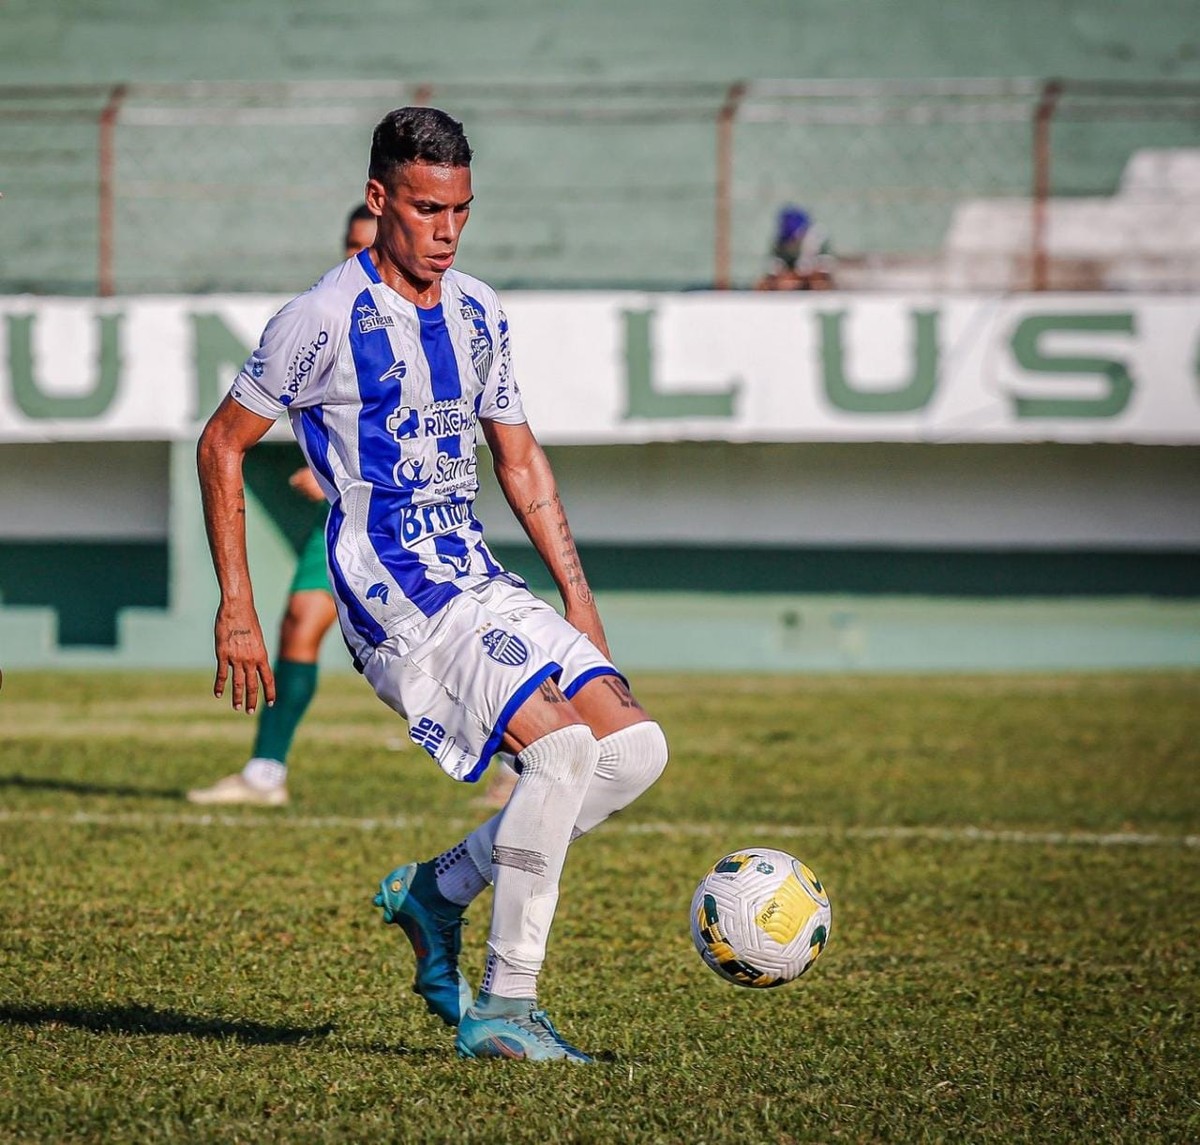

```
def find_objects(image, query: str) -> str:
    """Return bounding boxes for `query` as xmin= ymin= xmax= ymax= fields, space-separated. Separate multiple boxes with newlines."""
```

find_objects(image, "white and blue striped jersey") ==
xmin=230 ymin=249 xmax=527 ymax=668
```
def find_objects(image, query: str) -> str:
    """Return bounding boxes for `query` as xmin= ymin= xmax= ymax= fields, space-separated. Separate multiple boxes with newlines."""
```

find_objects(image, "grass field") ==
xmin=1 ymin=668 xmax=1198 ymax=1143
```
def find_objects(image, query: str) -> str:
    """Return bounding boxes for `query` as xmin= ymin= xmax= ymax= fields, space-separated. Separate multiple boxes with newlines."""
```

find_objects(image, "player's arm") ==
xmin=196 ymin=394 xmax=278 ymax=713
xmin=482 ymin=417 xmax=610 ymax=659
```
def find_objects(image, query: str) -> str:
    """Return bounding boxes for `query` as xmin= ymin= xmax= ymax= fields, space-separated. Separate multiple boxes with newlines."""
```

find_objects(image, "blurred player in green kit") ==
xmin=187 ymin=206 xmax=371 ymax=806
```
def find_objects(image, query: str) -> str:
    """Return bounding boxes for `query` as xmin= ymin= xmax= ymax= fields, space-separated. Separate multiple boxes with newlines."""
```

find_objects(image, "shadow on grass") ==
xmin=358 ymin=1041 xmax=455 ymax=1059
xmin=0 ymin=1003 xmax=333 ymax=1045
xmin=0 ymin=774 xmax=184 ymax=799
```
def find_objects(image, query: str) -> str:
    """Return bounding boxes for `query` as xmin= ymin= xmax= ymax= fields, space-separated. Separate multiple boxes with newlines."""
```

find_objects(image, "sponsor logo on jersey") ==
xmin=366 ymin=581 xmax=390 ymax=605
xmin=490 ymin=312 xmax=516 ymax=410
xmin=423 ymin=399 xmax=477 ymax=437
xmin=390 ymin=451 xmax=478 ymax=495
xmin=387 ymin=405 xmax=420 ymax=441
xmin=410 ymin=715 xmax=447 ymax=755
xmin=399 ymin=501 xmax=472 ymax=547
xmin=432 ymin=453 xmax=477 ymax=489
xmin=381 ymin=357 xmax=407 ymax=383
xmin=481 ymin=629 xmax=529 ymax=667
xmin=356 ymin=304 xmax=395 ymax=333
xmin=392 ymin=457 xmax=432 ymax=492
xmin=387 ymin=399 xmax=478 ymax=441
xmin=282 ymin=330 xmax=330 ymax=398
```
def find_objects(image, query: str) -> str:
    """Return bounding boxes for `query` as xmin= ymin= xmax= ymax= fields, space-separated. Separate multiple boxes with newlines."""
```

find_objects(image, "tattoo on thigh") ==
xmin=603 ymin=677 xmax=642 ymax=710
xmin=538 ymin=680 xmax=566 ymax=704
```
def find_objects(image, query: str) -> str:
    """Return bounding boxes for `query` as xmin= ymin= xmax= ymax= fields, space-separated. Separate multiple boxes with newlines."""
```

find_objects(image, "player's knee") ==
xmin=517 ymin=723 xmax=600 ymax=787
xmin=597 ymin=720 xmax=668 ymax=794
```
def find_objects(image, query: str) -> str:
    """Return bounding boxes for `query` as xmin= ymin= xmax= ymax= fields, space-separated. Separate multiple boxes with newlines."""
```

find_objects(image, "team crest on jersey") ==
xmin=458 ymin=290 xmax=494 ymax=384
xmin=481 ymin=629 xmax=529 ymax=667
xmin=356 ymin=304 xmax=395 ymax=333
xmin=470 ymin=334 xmax=493 ymax=384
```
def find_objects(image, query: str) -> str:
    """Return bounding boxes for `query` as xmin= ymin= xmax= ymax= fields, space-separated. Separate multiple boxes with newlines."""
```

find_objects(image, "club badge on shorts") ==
xmin=481 ymin=628 xmax=529 ymax=667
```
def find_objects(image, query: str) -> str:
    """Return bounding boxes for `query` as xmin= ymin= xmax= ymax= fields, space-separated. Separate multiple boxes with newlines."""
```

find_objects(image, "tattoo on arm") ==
xmin=523 ymin=495 xmax=558 ymax=516
xmin=555 ymin=518 xmax=593 ymax=606
xmin=524 ymin=491 xmax=593 ymax=606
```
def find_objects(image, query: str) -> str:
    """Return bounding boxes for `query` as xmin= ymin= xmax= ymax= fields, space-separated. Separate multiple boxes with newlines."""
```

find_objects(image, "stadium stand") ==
xmin=1 ymin=2 xmax=1199 ymax=670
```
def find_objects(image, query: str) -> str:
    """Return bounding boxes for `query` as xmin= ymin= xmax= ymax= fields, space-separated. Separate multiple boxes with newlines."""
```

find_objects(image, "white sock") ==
xmin=571 ymin=721 xmax=668 ymax=837
xmin=432 ymin=840 xmax=489 ymax=907
xmin=482 ymin=724 xmax=599 ymax=1001
xmin=461 ymin=721 xmax=670 ymax=892
xmin=241 ymin=757 xmax=287 ymax=790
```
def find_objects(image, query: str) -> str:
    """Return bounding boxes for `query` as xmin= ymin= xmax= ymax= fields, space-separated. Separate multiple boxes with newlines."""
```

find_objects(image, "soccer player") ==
xmin=188 ymin=205 xmax=378 ymax=806
xmin=196 ymin=107 xmax=669 ymax=1062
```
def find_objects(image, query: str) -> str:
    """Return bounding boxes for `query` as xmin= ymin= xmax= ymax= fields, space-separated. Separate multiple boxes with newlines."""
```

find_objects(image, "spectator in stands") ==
xmin=755 ymin=204 xmax=835 ymax=291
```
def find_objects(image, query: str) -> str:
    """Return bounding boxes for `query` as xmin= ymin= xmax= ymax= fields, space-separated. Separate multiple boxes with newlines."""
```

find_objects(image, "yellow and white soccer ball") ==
xmin=690 ymin=848 xmax=831 ymax=987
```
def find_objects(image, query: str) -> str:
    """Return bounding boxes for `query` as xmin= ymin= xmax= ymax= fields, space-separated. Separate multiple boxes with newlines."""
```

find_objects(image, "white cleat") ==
xmin=186 ymin=772 xmax=289 ymax=807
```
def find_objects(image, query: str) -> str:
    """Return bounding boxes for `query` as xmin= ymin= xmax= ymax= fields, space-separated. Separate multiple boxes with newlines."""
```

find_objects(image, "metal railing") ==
xmin=2 ymin=78 xmax=1198 ymax=294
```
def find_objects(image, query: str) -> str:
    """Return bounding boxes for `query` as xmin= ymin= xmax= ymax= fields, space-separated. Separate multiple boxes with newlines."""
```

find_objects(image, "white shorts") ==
xmin=362 ymin=578 xmax=622 ymax=783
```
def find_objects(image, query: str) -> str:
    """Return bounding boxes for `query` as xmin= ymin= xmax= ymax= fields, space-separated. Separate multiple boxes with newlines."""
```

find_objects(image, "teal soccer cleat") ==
xmin=373 ymin=862 xmax=473 ymax=1027
xmin=456 ymin=994 xmax=594 ymax=1063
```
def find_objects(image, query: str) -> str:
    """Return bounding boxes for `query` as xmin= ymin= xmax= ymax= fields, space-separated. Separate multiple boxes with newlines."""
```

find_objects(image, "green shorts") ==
xmin=289 ymin=508 xmax=333 ymax=596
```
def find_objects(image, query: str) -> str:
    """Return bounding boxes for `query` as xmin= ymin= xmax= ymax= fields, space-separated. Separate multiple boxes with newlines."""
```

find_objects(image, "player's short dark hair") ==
xmin=344 ymin=202 xmax=373 ymax=244
xmin=369 ymin=107 xmax=472 ymax=187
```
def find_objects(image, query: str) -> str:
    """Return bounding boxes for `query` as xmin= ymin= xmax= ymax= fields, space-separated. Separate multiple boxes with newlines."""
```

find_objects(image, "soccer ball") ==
xmin=690 ymin=848 xmax=831 ymax=988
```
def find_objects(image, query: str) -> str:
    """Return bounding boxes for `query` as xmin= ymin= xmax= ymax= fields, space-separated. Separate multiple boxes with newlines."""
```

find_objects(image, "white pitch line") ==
xmin=0 ymin=808 xmax=1196 ymax=849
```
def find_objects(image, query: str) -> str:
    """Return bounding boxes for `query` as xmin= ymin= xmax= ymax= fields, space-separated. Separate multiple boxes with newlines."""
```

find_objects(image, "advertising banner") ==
xmin=1 ymin=292 xmax=1198 ymax=443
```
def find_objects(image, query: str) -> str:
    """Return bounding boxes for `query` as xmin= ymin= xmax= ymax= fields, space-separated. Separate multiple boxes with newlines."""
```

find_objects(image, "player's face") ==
xmin=367 ymin=162 xmax=473 ymax=294
xmin=344 ymin=216 xmax=377 ymax=259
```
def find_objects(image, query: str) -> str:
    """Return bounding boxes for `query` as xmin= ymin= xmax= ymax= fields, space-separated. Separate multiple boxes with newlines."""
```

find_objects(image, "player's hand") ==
xmin=288 ymin=467 xmax=325 ymax=502
xmin=213 ymin=602 xmax=275 ymax=714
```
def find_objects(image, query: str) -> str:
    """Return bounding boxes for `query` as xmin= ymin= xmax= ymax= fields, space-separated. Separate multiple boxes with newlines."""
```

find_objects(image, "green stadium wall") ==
xmin=2 ymin=437 xmax=1198 ymax=673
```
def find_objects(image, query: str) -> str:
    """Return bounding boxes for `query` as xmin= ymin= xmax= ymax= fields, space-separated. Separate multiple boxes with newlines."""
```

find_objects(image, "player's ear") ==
xmin=364 ymin=179 xmax=387 ymax=216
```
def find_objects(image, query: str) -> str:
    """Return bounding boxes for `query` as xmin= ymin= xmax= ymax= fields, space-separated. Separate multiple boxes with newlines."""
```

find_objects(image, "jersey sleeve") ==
xmin=228 ymin=293 xmax=338 ymax=419
xmin=478 ymin=306 xmax=526 ymax=425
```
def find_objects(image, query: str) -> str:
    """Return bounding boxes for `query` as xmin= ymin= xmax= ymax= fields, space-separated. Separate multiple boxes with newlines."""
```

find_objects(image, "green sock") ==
xmin=252 ymin=659 xmax=319 ymax=766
